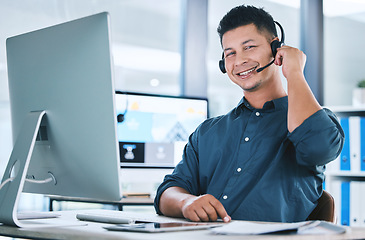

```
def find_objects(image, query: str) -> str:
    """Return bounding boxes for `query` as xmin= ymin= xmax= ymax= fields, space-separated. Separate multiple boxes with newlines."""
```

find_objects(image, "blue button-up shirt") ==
xmin=154 ymin=96 xmax=344 ymax=222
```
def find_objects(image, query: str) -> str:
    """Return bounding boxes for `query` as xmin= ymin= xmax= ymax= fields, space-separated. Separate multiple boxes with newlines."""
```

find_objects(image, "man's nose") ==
xmin=234 ymin=51 xmax=248 ymax=67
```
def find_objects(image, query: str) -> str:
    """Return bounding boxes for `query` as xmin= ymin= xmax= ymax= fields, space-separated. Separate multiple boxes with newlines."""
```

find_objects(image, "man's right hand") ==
xmin=159 ymin=187 xmax=231 ymax=223
xmin=181 ymin=194 xmax=231 ymax=222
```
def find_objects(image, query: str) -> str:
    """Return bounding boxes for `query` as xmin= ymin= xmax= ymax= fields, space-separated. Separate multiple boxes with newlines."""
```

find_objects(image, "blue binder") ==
xmin=340 ymin=118 xmax=350 ymax=171
xmin=361 ymin=117 xmax=365 ymax=171
xmin=341 ymin=181 xmax=350 ymax=226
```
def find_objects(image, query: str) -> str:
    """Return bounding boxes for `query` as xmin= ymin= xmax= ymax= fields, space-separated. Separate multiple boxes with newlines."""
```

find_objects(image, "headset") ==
xmin=219 ymin=21 xmax=285 ymax=74
xmin=117 ymin=94 xmax=129 ymax=123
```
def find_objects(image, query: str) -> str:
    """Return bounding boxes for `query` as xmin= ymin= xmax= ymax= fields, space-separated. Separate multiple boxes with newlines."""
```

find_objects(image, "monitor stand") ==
xmin=0 ymin=111 xmax=84 ymax=228
xmin=0 ymin=111 xmax=46 ymax=227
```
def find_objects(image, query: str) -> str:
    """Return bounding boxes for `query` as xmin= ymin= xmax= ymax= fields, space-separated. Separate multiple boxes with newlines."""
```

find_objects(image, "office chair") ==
xmin=307 ymin=190 xmax=336 ymax=223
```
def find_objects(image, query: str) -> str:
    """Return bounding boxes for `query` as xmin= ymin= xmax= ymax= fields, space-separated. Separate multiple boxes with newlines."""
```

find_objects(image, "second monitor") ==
xmin=115 ymin=91 xmax=208 ymax=168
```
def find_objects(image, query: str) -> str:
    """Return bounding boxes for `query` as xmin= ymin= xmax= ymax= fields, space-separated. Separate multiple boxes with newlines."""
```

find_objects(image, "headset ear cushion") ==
xmin=270 ymin=40 xmax=282 ymax=57
xmin=219 ymin=59 xmax=226 ymax=73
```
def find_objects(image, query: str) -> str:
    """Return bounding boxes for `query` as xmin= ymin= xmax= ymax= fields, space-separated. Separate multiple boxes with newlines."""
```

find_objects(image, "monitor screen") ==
xmin=1 ymin=12 xmax=121 ymax=226
xmin=115 ymin=92 xmax=208 ymax=168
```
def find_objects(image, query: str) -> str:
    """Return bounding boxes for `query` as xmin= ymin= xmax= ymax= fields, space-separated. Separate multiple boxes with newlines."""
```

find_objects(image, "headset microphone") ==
xmin=117 ymin=93 xmax=129 ymax=123
xmin=219 ymin=21 xmax=285 ymax=74
xmin=256 ymin=59 xmax=275 ymax=73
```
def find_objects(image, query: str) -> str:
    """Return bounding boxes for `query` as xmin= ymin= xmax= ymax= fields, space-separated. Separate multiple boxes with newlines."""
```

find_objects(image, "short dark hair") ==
xmin=217 ymin=5 xmax=277 ymax=45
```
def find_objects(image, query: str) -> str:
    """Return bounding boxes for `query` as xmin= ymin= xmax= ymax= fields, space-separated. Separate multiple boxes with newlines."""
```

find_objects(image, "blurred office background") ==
xmin=0 ymin=0 xmax=365 ymax=211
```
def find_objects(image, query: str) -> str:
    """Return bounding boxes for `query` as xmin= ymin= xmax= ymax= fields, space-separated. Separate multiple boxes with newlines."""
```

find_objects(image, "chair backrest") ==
xmin=307 ymin=190 xmax=336 ymax=223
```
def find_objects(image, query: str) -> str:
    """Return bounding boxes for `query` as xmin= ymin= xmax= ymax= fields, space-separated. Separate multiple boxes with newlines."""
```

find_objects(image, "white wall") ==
xmin=324 ymin=16 xmax=365 ymax=106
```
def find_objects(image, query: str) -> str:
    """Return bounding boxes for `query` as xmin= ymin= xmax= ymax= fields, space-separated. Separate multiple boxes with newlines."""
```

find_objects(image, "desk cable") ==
xmin=0 ymin=172 xmax=56 ymax=191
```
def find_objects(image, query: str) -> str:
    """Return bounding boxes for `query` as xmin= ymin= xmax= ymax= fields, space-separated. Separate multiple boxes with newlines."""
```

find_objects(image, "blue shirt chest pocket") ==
xmin=244 ymin=136 xmax=289 ymax=177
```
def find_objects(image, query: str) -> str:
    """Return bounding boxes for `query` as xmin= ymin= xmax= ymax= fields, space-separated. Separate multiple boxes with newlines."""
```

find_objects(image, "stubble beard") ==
xmin=241 ymin=79 xmax=262 ymax=92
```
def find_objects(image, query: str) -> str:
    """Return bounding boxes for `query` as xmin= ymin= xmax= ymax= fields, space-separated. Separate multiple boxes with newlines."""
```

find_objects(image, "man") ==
xmin=154 ymin=5 xmax=344 ymax=223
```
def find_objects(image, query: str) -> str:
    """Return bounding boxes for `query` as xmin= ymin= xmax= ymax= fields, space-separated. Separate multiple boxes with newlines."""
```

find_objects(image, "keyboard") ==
xmin=76 ymin=209 xmax=185 ymax=224
xmin=18 ymin=211 xmax=60 ymax=220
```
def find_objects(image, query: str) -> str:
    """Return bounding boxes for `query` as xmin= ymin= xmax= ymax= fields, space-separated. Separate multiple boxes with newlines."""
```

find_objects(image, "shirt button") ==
xmin=244 ymin=137 xmax=250 ymax=142
xmin=223 ymin=195 xmax=228 ymax=200
xmin=237 ymin=168 xmax=242 ymax=172
xmin=256 ymin=112 xmax=260 ymax=117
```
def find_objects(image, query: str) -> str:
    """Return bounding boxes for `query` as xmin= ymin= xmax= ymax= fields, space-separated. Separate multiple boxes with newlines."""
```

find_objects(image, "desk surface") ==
xmin=0 ymin=209 xmax=364 ymax=240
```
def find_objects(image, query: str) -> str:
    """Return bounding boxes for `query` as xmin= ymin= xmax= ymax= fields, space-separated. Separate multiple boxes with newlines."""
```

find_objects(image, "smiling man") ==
xmin=154 ymin=5 xmax=344 ymax=223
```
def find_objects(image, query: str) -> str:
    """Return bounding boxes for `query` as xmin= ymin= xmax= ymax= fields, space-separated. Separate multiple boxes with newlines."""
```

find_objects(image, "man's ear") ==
xmin=270 ymin=37 xmax=283 ymax=57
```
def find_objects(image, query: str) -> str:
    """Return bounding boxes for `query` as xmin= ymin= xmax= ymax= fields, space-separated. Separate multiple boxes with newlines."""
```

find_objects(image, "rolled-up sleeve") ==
xmin=288 ymin=108 xmax=345 ymax=167
xmin=154 ymin=129 xmax=201 ymax=215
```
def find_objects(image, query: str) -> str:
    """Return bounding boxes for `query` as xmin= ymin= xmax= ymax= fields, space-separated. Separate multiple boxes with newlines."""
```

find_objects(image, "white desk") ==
xmin=0 ymin=209 xmax=364 ymax=240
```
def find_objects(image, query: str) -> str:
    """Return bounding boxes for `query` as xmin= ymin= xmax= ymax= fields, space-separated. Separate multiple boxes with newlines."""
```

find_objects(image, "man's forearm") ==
xmin=159 ymin=186 xmax=193 ymax=218
xmin=274 ymin=46 xmax=322 ymax=133
xmin=287 ymin=72 xmax=321 ymax=133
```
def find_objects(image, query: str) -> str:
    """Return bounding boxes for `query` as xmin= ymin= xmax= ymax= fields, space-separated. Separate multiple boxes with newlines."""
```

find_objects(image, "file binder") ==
xmin=349 ymin=117 xmax=361 ymax=172
xmin=341 ymin=181 xmax=350 ymax=226
xmin=330 ymin=181 xmax=342 ymax=224
xmin=340 ymin=118 xmax=350 ymax=171
xmin=361 ymin=117 xmax=365 ymax=171
xmin=350 ymin=182 xmax=361 ymax=226
xmin=360 ymin=182 xmax=365 ymax=226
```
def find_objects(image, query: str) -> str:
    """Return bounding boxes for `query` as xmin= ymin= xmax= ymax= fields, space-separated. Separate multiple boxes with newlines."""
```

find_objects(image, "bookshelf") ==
xmin=325 ymin=105 xmax=365 ymax=226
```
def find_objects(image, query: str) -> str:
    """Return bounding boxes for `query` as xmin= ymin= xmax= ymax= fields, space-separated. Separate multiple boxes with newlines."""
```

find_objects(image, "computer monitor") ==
xmin=0 ymin=12 xmax=121 ymax=227
xmin=115 ymin=91 xmax=208 ymax=168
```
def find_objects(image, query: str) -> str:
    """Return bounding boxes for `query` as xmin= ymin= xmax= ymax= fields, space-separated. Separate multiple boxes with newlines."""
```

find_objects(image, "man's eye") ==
xmin=225 ymin=52 xmax=235 ymax=58
xmin=245 ymin=46 xmax=256 ymax=50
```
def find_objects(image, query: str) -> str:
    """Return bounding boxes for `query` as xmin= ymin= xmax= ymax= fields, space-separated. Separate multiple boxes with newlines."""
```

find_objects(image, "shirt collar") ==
xmin=237 ymin=96 xmax=288 ymax=111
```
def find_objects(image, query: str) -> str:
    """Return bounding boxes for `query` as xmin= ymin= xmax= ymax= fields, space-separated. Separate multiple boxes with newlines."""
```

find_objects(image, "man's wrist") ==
xmin=286 ymin=71 xmax=305 ymax=83
xmin=180 ymin=194 xmax=196 ymax=211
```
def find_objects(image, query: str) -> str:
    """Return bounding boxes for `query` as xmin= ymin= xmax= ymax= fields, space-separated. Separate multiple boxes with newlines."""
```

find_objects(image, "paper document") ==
xmin=211 ymin=220 xmax=347 ymax=235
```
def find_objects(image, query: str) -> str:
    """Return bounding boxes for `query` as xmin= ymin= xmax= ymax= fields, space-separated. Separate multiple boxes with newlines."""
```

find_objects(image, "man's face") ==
xmin=221 ymin=24 xmax=274 ymax=92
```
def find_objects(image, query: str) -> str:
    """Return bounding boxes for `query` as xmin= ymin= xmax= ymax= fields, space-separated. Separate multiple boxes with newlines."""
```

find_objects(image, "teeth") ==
xmin=239 ymin=67 xmax=256 ymax=76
